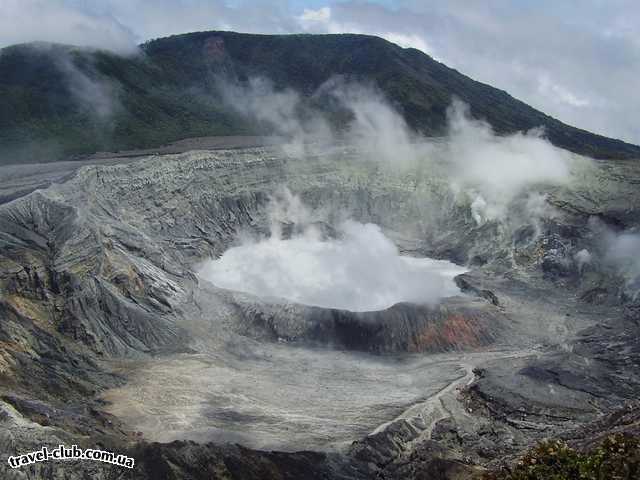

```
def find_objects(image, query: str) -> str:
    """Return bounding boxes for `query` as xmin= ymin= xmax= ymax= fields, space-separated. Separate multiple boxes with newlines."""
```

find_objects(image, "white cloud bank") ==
xmin=444 ymin=100 xmax=574 ymax=223
xmin=0 ymin=0 xmax=138 ymax=53
xmin=198 ymin=189 xmax=466 ymax=311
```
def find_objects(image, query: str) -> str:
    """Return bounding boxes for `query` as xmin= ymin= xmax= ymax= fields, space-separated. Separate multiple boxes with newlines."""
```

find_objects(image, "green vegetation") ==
xmin=1 ymin=32 xmax=639 ymax=165
xmin=0 ymin=42 xmax=255 ymax=164
xmin=484 ymin=434 xmax=640 ymax=480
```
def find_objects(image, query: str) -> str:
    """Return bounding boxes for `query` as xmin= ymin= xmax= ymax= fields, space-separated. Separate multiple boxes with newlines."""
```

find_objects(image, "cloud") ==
xmin=218 ymin=77 xmax=303 ymax=136
xmin=536 ymin=73 xmax=591 ymax=109
xmin=218 ymin=73 xmax=583 ymax=228
xmin=319 ymin=78 xmax=420 ymax=165
xmin=54 ymin=49 xmax=121 ymax=118
xmin=217 ymin=75 xmax=414 ymax=161
xmin=574 ymin=249 xmax=592 ymax=273
xmin=216 ymin=76 xmax=332 ymax=156
xmin=587 ymin=218 xmax=640 ymax=299
xmin=198 ymin=188 xmax=465 ymax=311
xmin=441 ymin=99 xmax=576 ymax=224
xmin=0 ymin=0 xmax=137 ymax=53
xmin=202 ymin=76 xmax=596 ymax=308
xmin=0 ymin=0 xmax=297 ymax=52
xmin=382 ymin=33 xmax=432 ymax=54
xmin=299 ymin=7 xmax=331 ymax=24
xmin=605 ymin=231 xmax=640 ymax=297
xmin=296 ymin=6 xmax=437 ymax=57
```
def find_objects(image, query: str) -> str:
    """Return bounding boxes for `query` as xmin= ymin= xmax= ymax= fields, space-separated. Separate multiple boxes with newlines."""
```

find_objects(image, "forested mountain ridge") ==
xmin=1 ymin=31 xmax=638 ymax=165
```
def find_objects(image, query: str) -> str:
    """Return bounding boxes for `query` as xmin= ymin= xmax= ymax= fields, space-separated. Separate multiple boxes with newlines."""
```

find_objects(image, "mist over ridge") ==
xmin=2 ymin=31 xmax=639 ymax=166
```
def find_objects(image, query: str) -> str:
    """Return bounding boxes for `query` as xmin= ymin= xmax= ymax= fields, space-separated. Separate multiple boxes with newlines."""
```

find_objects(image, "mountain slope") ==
xmin=1 ymin=31 xmax=639 ymax=165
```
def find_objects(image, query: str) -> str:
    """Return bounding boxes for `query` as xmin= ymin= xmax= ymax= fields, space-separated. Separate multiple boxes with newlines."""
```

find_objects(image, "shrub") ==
xmin=483 ymin=434 xmax=640 ymax=480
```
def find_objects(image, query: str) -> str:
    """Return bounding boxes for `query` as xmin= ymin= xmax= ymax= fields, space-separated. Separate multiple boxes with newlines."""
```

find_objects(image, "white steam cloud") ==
xmin=14 ymin=43 xmax=122 ymax=121
xmin=199 ymin=78 xmax=593 ymax=312
xmin=218 ymin=76 xmax=582 ymax=229
xmin=318 ymin=78 xmax=420 ymax=166
xmin=218 ymin=76 xmax=420 ymax=163
xmin=587 ymin=217 xmax=640 ymax=298
xmin=56 ymin=50 xmax=120 ymax=119
xmin=605 ymin=231 xmax=640 ymax=296
xmin=218 ymin=77 xmax=330 ymax=148
xmin=574 ymin=248 xmax=592 ymax=273
xmin=444 ymin=99 xmax=574 ymax=224
xmin=198 ymin=188 xmax=465 ymax=311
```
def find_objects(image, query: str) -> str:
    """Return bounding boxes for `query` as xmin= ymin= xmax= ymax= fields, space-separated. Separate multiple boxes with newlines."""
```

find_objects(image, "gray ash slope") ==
xmin=0 ymin=141 xmax=639 ymax=479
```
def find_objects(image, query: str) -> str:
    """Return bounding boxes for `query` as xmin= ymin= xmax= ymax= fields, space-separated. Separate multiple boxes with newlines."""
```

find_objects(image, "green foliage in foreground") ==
xmin=484 ymin=434 xmax=640 ymax=480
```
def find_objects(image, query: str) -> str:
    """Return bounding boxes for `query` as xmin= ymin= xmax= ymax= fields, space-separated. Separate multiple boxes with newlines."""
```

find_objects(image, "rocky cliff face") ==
xmin=1 ymin=145 xmax=639 ymax=479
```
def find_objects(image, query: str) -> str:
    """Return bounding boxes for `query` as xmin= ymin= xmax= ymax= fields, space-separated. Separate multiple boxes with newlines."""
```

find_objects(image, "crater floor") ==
xmin=102 ymin=343 xmax=527 ymax=451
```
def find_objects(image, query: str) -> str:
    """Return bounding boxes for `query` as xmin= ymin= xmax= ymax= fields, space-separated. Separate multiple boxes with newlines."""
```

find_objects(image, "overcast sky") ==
xmin=2 ymin=0 xmax=638 ymax=144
